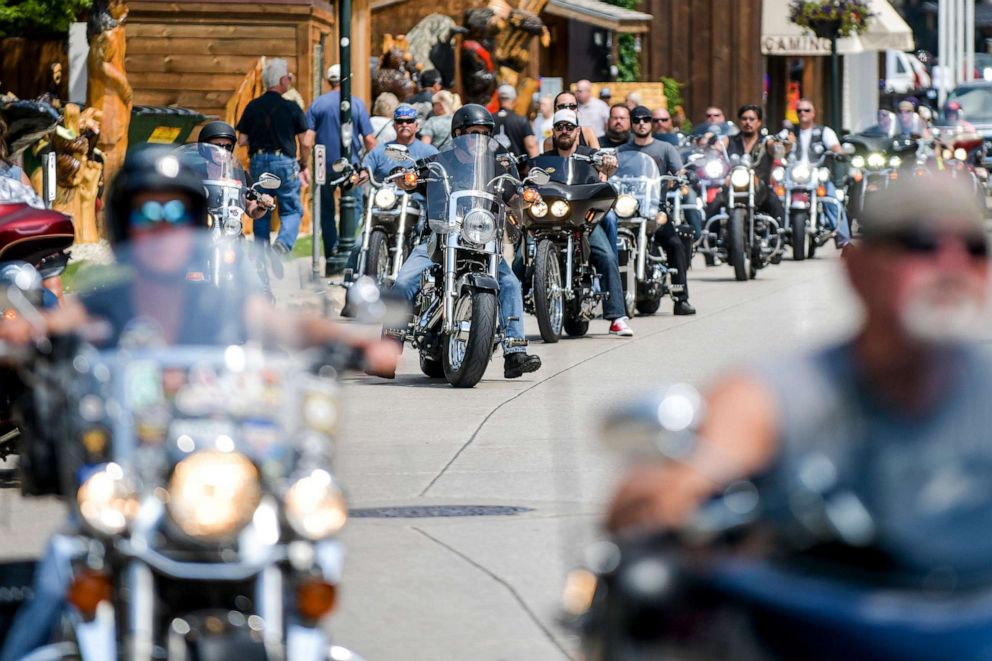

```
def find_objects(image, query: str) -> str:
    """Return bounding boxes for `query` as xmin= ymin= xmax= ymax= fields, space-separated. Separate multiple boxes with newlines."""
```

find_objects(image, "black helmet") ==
xmin=105 ymin=145 xmax=208 ymax=245
xmin=197 ymin=120 xmax=237 ymax=144
xmin=451 ymin=104 xmax=495 ymax=137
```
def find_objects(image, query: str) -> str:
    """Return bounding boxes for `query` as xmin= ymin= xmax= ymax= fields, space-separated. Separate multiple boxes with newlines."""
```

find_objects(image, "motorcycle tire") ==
xmin=635 ymin=297 xmax=661 ymax=315
xmin=791 ymin=211 xmax=807 ymax=262
xmin=365 ymin=230 xmax=391 ymax=285
xmin=807 ymin=230 xmax=818 ymax=259
xmin=563 ymin=297 xmax=589 ymax=337
xmin=729 ymin=208 xmax=750 ymax=282
xmin=533 ymin=240 xmax=564 ymax=343
xmin=419 ymin=353 xmax=445 ymax=378
xmin=442 ymin=288 xmax=497 ymax=388
xmin=623 ymin=254 xmax=637 ymax=319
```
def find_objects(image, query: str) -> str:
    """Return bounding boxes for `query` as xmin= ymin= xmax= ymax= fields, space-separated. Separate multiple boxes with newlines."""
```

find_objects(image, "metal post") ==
xmin=966 ymin=0 xmax=975 ymax=82
xmin=312 ymin=143 xmax=325 ymax=281
xmin=42 ymin=149 xmax=56 ymax=209
xmin=328 ymin=0 xmax=354 ymax=274
xmin=939 ymin=0 xmax=948 ymax=105
xmin=956 ymin=0 xmax=965 ymax=87
xmin=830 ymin=35 xmax=841 ymax=133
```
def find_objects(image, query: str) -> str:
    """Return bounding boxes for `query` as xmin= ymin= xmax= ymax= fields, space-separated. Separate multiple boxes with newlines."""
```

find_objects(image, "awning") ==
xmin=544 ymin=0 xmax=651 ymax=33
xmin=761 ymin=0 xmax=914 ymax=56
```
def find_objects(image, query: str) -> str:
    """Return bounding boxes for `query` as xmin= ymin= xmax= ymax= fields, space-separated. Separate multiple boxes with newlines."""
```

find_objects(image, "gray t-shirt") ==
xmin=618 ymin=139 xmax=683 ymax=175
xmin=420 ymin=114 xmax=452 ymax=151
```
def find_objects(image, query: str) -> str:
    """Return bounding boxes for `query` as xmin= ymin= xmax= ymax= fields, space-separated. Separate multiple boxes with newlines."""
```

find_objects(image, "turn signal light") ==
xmin=297 ymin=578 xmax=337 ymax=620
xmin=403 ymin=171 xmax=418 ymax=188
xmin=2 ymin=309 xmax=16 ymax=321
xmin=852 ymin=172 xmax=863 ymax=182
xmin=817 ymin=186 xmax=827 ymax=197
xmin=522 ymin=187 xmax=541 ymax=204
xmin=223 ymin=248 xmax=237 ymax=265
xmin=774 ymin=185 xmax=785 ymax=197
xmin=67 ymin=569 xmax=112 ymax=619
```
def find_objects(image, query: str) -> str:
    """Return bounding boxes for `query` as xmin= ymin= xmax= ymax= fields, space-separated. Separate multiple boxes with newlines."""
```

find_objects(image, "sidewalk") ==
xmin=270 ymin=255 xmax=346 ymax=318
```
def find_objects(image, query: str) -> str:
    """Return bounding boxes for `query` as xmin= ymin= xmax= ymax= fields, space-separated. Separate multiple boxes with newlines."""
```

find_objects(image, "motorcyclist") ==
xmin=607 ymin=174 xmax=992 ymax=588
xmin=195 ymin=120 xmax=274 ymax=220
xmin=376 ymin=104 xmax=543 ymax=379
xmin=619 ymin=105 xmax=696 ymax=316
xmin=0 ymin=145 xmax=398 ymax=660
xmin=895 ymin=98 xmax=933 ymax=140
xmin=532 ymin=109 xmax=634 ymax=334
xmin=782 ymin=99 xmax=851 ymax=248
xmin=942 ymin=100 xmax=976 ymax=133
xmin=715 ymin=104 xmax=785 ymax=230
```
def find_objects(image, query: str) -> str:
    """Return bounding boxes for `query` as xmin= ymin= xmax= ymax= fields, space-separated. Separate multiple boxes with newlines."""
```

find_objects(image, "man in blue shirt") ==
xmin=305 ymin=63 xmax=376 ymax=274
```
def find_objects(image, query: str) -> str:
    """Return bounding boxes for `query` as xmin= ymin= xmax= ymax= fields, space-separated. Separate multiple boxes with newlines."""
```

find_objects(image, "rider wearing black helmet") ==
xmin=450 ymin=103 xmax=496 ymax=136
xmin=194 ymin=121 xmax=274 ymax=221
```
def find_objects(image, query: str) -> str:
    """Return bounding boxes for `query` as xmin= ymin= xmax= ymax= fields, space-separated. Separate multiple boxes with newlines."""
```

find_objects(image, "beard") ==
xmin=899 ymin=275 xmax=988 ymax=344
xmin=554 ymin=134 xmax=576 ymax=150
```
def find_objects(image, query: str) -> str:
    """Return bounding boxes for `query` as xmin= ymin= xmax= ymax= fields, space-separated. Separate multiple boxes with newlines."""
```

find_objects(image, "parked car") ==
xmin=884 ymin=50 xmax=931 ymax=94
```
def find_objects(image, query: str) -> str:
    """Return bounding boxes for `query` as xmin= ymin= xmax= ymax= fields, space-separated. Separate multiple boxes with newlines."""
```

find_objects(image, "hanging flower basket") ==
xmin=789 ymin=0 xmax=873 ymax=40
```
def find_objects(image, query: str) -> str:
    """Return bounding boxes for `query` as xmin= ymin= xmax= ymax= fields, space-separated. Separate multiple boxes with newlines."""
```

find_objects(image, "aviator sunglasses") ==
xmin=881 ymin=229 xmax=988 ymax=259
xmin=129 ymin=199 xmax=194 ymax=229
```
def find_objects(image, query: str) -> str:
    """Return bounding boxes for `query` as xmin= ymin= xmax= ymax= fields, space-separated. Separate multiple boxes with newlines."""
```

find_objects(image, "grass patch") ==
xmin=61 ymin=259 xmax=87 ymax=294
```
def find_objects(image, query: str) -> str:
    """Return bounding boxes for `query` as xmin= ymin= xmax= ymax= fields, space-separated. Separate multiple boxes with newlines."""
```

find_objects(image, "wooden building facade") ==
xmin=124 ymin=0 xmax=372 ymax=122
xmin=643 ymin=0 xmax=763 ymax=126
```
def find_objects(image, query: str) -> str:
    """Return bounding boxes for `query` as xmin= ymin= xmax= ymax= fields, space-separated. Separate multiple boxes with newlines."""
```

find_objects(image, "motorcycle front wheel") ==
xmin=728 ymin=208 xmax=750 ymax=282
xmin=533 ymin=239 xmax=564 ymax=343
xmin=443 ymin=289 xmax=497 ymax=388
xmin=563 ymin=298 xmax=589 ymax=337
xmin=365 ymin=230 xmax=391 ymax=284
xmin=791 ymin=211 xmax=808 ymax=262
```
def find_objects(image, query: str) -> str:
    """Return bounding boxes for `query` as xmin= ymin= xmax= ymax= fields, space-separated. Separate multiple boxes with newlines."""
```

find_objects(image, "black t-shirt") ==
xmin=236 ymin=91 xmax=309 ymax=158
xmin=598 ymin=134 xmax=630 ymax=149
xmin=728 ymin=134 xmax=772 ymax=180
xmin=494 ymin=109 xmax=534 ymax=157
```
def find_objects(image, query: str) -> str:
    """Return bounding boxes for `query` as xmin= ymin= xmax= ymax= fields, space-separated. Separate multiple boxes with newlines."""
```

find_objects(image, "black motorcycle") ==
xmin=520 ymin=152 xmax=617 ymax=342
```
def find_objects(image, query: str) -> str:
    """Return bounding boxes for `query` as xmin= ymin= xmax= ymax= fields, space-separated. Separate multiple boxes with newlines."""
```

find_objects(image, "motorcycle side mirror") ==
xmin=842 ymin=143 xmax=856 ymax=155
xmin=0 ymin=262 xmax=46 ymax=331
xmin=918 ymin=106 xmax=933 ymax=122
xmin=384 ymin=144 xmax=412 ymax=163
xmin=494 ymin=134 xmax=512 ymax=150
xmin=776 ymin=129 xmax=790 ymax=141
xmin=687 ymin=153 xmax=704 ymax=163
xmin=331 ymin=158 xmax=351 ymax=173
xmin=346 ymin=275 xmax=410 ymax=327
xmin=729 ymin=153 xmax=741 ymax=163
xmin=600 ymin=384 xmax=704 ymax=456
xmin=256 ymin=172 xmax=281 ymax=190
xmin=527 ymin=168 xmax=551 ymax=186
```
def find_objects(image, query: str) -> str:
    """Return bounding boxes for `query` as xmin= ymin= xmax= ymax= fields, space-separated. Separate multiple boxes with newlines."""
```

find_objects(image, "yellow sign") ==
xmin=147 ymin=126 xmax=182 ymax=144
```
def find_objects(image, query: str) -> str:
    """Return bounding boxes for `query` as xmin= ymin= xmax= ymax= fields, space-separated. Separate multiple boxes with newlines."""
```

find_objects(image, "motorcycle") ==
xmin=0 ymin=177 xmax=73 ymax=466
xmin=702 ymin=150 xmax=783 ymax=282
xmin=385 ymin=135 xmax=546 ymax=386
xmin=772 ymin=146 xmax=846 ymax=260
xmin=355 ymin=168 xmax=423 ymax=287
xmin=521 ymin=151 xmax=617 ymax=342
xmin=174 ymin=143 xmax=280 ymax=295
xmin=609 ymin=151 xmax=679 ymax=317
xmin=565 ymin=385 xmax=992 ymax=661
xmin=0 ymin=233 xmax=369 ymax=660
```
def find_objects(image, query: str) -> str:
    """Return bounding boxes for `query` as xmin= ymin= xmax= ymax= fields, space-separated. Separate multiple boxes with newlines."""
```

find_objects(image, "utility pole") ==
xmin=329 ymin=0 xmax=354 ymax=274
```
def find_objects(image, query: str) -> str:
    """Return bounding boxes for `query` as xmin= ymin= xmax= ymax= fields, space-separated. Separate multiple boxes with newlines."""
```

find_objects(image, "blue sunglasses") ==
xmin=129 ymin=199 xmax=193 ymax=229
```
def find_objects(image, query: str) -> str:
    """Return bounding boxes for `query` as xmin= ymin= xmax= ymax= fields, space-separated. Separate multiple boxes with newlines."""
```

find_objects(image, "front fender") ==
xmin=458 ymin=273 xmax=499 ymax=293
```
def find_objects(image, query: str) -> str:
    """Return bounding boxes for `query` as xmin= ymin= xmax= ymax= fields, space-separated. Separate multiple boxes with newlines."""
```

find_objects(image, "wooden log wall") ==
xmin=0 ymin=38 xmax=67 ymax=100
xmin=644 ymin=0 xmax=762 ymax=126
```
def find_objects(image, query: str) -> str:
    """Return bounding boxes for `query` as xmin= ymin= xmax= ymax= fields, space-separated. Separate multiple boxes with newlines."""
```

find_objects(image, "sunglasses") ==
xmin=706 ymin=112 xmax=722 ymax=118
xmin=394 ymin=118 xmax=416 ymax=125
xmin=209 ymin=140 xmax=235 ymax=152
xmin=556 ymin=103 xmax=578 ymax=110
xmin=554 ymin=122 xmax=578 ymax=132
xmin=797 ymin=108 xmax=813 ymax=114
xmin=632 ymin=117 xmax=652 ymax=124
xmin=898 ymin=109 xmax=914 ymax=114
xmin=129 ymin=199 xmax=193 ymax=229
xmin=881 ymin=230 xmax=988 ymax=259
xmin=653 ymin=117 xmax=671 ymax=123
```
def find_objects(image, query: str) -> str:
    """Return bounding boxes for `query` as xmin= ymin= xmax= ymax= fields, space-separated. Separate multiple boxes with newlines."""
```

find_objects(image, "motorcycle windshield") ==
xmin=853 ymin=110 xmax=898 ymax=139
xmin=610 ymin=152 xmax=661 ymax=217
xmin=425 ymin=134 xmax=507 ymax=223
xmin=175 ymin=143 xmax=247 ymax=210
xmin=530 ymin=154 xmax=601 ymax=186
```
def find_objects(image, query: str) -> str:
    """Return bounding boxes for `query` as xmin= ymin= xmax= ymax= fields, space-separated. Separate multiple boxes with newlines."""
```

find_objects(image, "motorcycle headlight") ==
xmin=285 ymin=469 xmax=348 ymax=540
xmin=817 ymin=167 xmax=831 ymax=183
xmin=373 ymin=187 xmax=397 ymax=210
xmin=614 ymin=194 xmax=638 ymax=218
xmin=790 ymin=163 xmax=811 ymax=184
xmin=771 ymin=166 xmax=784 ymax=182
xmin=851 ymin=155 xmax=865 ymax=169
xmin=550 ymin=200 xmax=570 ymax=218
xmin=77 ymin=463 xmax=138 ymax=536
xmin=888 ymin=156 xmax=902 ymax=168
xmin=461 ymin=208 xmax=497 ymax=244
xmin=730 ymin=167 xmax=751 ymax=189
xmin=167 ymin=451 xmax=261 ymax=542
xmin=703 ymin=159 xmax=724 ymax=180
xmin=867 ymin=153 xmax=886 ymax=169
xmin=954 ymin=148 xmax=968 ymax=161
xmin=529 ymin=201 xmax=548 ymax=218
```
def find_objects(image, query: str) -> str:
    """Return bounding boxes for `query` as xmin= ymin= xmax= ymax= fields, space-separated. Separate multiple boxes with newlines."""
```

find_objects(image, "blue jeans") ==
xmin=589 ymin=224 xmax=626 ymax=320
xmin=250 ymin=154 xmax=303 ymax=251
xmin=320 ymin=182 xmax=364 ymax=258
xmin=602 ymin=210 xmax=619 ymax=257
xmin=820 ymin=180 xmax=851 ymax=246
xmin=682 ymin=189 xmax=704 ymax=238
xmin=392 ymin=243 xmax=526 ymax=355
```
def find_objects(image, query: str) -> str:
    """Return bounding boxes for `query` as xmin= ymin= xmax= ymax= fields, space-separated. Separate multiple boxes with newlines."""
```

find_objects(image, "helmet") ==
xmin=450 ymin=104 xmax=495 ymax=137
xmin=944 ymin=100 xmax=964 ymax=115
xmin=105 ymin=145 xmax=208 ymax=245
xmin=197 ymin=120 xmax=237 ymax=144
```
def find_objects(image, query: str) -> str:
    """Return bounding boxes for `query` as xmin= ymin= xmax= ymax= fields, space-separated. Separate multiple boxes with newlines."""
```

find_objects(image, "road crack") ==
xmin=419 ymin=268 xmax=823 ymax=496
xmin=412 ymin=526 xmax=574 ymax=660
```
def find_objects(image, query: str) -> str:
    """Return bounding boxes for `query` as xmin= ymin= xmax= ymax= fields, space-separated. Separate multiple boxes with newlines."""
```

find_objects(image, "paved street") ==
xmin=0 ymin=249 xmax=860 ymax=660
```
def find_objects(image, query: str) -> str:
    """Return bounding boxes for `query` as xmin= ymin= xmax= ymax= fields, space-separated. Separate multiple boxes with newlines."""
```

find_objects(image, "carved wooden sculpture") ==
xmin=86 ymin=0 xmax=132 ymax=189
xmin=52 ymin=104 xmax=103 ymax=243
